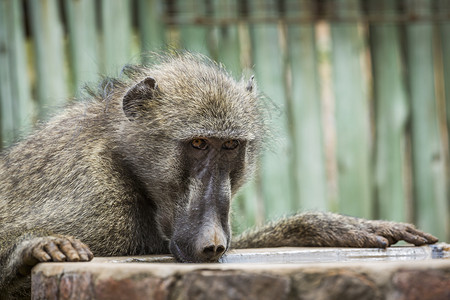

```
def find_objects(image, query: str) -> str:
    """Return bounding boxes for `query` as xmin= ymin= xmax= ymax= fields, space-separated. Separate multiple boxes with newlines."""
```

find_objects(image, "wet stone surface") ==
xmin=32 ymin=245 xmax=450 ymax=300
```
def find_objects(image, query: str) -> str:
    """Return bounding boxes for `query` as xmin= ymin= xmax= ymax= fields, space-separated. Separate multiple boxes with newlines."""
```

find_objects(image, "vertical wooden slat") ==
xmin=0 ymin=0 xmax=15 ymax=146
xmin=27 ymin=0 xmax=68 ymax=120
xmin=440 ymin=3 xmax=450 ymax=139
xmin=8 ymin=0 xmax=34 ymax=135
xmin=405 ymin=0 xmax=448 ymax=240
xmin=1 ymin=0 xmax=448 ymax=235
xmin=251 ymin=0 xmax=294 ymax=220
xmin=369 ymin=0 xmax=409 ymax=222
xmin=330 ymin=0 xmax=372 ymax=218
xmin=316 ymin=22 xmax=339 ymax=212
xmin=213 ymin=0 xmax=241 ymax=76
xmin=287 ymin=0 xmax=327 ymax=211
xmin=65 ymin=0 xmax=99 ymax=94
xmin=437 ymin=0 xmax=450 ymax=242
xmin=138 ymin=0 xmax=166 ymax=64
xmin=101 ymin=0 xmax=133 ymax=75
xmin=177 ymin=0 xmax=210 ymax=55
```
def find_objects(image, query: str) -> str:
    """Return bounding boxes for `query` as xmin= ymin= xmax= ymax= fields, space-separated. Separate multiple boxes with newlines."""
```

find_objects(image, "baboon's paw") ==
xmin=367 ymin=221 xmax=438 ymax=247
xmin=19 ymin=235 xmax=93 ymax=276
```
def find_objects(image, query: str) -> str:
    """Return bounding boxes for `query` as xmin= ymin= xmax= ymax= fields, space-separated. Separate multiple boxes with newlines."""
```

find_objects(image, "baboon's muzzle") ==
xmin=170 ymin=147 xmax=232 ymax=263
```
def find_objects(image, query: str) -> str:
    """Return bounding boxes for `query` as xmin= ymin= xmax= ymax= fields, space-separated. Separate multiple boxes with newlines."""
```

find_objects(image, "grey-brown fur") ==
xmin=0 ymin=52 xmax=437 ymax=299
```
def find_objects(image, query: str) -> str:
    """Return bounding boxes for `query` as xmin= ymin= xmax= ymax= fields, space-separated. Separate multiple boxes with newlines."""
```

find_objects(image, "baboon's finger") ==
xmin=400 ymin=231 xmax=428 ymax=246
xmin=44 ymin=241 xmax=66 ymax=262
xmin=58 ymin=239 xmax=80 ymax=262
xmin=70 ymin=239 xmax=93 ymax=261
xmin=30 ymin=247 xmax=50 ymax=263
xmin=406 ymin=228 xmax=438 ymax=244
xmin=85 ymin=247 xmax=94 ymax=260
xmin=386 ymin=235 xmax=397 ymax=246
xmin=373 ymin=235 xmax=389 ymax=248
xmin=362 ymin=234 xmax=388 ymax=248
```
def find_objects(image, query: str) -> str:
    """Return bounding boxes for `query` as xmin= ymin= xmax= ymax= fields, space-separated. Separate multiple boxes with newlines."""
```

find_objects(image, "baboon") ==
xmin=0 ymin=53 xmax=437 ymax=299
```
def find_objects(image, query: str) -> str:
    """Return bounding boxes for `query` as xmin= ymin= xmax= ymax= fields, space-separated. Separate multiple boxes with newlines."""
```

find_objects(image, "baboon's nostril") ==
xmin=203 ymin=245 xmax=215 ymax=255
xmin=216 ymin=245 xmax=226 ymax=255
xmin=202 ymin=244 xmax=226 ymax=261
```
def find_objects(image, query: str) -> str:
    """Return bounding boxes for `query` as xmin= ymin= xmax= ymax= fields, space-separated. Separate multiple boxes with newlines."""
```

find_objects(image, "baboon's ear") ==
xmin=123 ymin=77 xmax=158 ymax=120
xmin=246 ymin=75 xmax=255 ymax=92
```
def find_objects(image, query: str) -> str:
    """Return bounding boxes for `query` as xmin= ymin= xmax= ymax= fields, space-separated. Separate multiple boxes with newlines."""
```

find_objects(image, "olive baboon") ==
xmin=0 ymin=53 xmax=437 ymax=298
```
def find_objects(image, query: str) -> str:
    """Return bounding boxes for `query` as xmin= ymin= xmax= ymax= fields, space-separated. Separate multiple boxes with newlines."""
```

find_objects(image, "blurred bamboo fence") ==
xmin=0 ymin=0 xmax=449 ymax=241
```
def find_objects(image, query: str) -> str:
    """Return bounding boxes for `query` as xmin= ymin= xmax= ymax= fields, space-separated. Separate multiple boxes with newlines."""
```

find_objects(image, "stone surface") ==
xmin=291 ymin=269 xmax=382 ymax=300
xmin=392 ymin=269 xmax=450 ymax=300
xmin=171 ymin=271 xmax=290 ymax=300
xmin=31 ymin=246 xmax=450 ymax=300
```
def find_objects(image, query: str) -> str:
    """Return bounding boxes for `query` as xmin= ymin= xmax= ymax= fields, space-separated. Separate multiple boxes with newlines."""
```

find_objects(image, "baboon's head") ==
xmin=118 ymin=53 xmax=266 ymax=262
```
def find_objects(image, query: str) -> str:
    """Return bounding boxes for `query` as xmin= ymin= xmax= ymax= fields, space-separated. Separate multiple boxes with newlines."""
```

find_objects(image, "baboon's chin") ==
xmin=169 ymin=240 xmax=196 ymax=263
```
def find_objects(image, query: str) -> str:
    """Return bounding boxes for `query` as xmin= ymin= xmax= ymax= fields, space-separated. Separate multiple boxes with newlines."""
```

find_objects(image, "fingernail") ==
xmin=376 ymin=236 xmax=388 ymax=248
xmin=80 ymin=254 xmax=88 ymax=261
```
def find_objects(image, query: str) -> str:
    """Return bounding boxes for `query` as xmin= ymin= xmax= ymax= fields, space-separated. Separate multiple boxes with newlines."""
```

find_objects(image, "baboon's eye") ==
xmin=191 ymin=138 xmax=208 ymax=150
xmin=222 ymin=140 xmax=240 ymax=150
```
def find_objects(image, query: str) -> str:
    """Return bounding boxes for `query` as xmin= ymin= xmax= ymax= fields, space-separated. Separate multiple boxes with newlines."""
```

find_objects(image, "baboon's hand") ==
xmin=19 ymin=235 xmax=93 ymax=276
xmin=361 ymin=220 xmax=439 ymax=248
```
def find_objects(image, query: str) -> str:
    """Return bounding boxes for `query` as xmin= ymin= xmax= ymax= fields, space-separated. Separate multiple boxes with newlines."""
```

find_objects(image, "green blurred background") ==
xmin=0 ymin=0 xmax=449 ymax=241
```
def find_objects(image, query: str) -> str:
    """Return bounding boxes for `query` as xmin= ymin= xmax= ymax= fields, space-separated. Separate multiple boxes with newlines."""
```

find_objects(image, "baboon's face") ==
xmin=164 ymin=137 xmax=247 ymax=262
xmin=121 ymin=68 xmax=261 ymax=262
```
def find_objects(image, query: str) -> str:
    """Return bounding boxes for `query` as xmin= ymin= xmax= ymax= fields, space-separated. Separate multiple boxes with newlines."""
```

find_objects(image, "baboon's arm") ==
xmin=0 ymin=228 xmax=92 ymax=297
xmin=231 ymin=212 xmax=438 ymax=249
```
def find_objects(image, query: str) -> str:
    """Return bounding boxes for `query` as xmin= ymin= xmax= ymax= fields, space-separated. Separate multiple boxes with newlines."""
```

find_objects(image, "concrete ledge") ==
xmin=32 ymin=245 xmax=450 ymax=300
